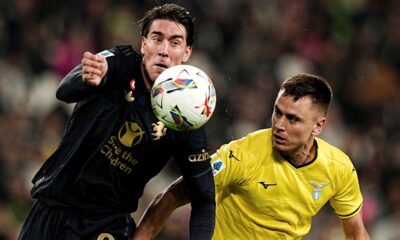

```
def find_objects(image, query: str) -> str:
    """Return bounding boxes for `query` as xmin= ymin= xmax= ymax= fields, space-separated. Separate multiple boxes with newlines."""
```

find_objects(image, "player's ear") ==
xmin=140 ymin=37 xmax=146 ymax=55
xmin=182 ymin=45 xmax=192 ymax=63
xmin=312 ymin=117 xmax=326 ymax=136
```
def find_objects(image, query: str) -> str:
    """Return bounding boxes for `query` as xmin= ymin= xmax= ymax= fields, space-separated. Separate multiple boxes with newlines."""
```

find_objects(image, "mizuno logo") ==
xmin=258 ymin=181 xmax=277 ymax=189
xmin=229 ymin=150 xmax=240 ymax=161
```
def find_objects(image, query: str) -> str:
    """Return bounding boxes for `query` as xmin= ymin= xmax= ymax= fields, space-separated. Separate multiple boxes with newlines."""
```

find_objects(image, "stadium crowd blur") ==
xmin=0 ymin=0 xmax=399 ymax=239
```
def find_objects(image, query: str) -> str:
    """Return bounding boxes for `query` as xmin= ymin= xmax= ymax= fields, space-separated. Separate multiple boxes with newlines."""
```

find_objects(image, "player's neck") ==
xmin=141 ymin=63 xmax=152 ymax=91
xmin=285 ymin=140 xmax=316 ymax=167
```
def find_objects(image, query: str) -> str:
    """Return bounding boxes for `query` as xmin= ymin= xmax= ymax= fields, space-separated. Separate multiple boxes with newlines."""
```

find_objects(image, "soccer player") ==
xmin=18 ymin=4 xmax=215 ymax=240
xmin=133 ymin=74 xmax=370 ymax=239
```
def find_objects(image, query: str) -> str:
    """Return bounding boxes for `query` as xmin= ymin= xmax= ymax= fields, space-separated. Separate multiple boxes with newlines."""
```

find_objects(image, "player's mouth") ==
xmin=273 ymin=134 xmax=286 ymax=144
xmin=154 ymin=63 xmax=168 ymax=70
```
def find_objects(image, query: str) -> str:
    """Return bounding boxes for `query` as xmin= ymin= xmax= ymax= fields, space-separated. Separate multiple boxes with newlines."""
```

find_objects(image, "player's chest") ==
xmin=118 ymin=95 xmax=171 ymax=144
xmin=88 ymin=92 xmax=173 ymax=156
xmin=241 ymin=161 xmax=335 ymax=214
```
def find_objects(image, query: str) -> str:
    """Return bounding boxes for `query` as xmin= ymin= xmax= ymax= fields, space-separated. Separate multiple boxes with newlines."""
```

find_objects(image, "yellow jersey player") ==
xmin=132 ymin=73 xmax=370 ymax=240
xmin=210 ymin=129 xmax=362 ymax=239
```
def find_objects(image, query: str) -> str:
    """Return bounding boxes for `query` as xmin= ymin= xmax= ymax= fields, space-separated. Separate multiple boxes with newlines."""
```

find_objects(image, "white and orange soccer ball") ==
xmin=151 ymin=65 xmax=217 ymax=131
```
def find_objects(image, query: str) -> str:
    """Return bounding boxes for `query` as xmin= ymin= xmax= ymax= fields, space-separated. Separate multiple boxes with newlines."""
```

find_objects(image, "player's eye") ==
xmin=273 ymin=106 xmax=282 ymax=117
xmin=287 ymin=115 xmax=299 ymax=123
xmin=150 ymin=35 xmax=162 ymax=43
xmin=170 ymin=39 xmax=182 ymax=47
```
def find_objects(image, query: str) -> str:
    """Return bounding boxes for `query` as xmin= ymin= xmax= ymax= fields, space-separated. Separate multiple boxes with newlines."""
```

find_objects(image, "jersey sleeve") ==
xmin=174 ymin=128 xmax=216 ymax=240
xmin=329 ymin=157 xmax=363 ymax=219
xmin=55 ymin=64 xmax=98 ymax=103
xmin=56 ymin=45 xmax=134 ymax=103
xmin=210 ymin=139 xmax=249 ymax=195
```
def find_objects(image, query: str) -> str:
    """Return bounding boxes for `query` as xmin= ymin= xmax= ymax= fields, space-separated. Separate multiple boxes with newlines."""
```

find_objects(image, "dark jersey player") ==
xmin=18 ymin=4 xmax=215 ymax=240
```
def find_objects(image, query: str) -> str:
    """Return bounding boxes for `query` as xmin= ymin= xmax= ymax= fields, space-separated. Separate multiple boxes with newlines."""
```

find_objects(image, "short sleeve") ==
xmin=210 ymin=140 xmax=248 ymax=195
xmin=329 ymin=159 xmax=363 ymax=219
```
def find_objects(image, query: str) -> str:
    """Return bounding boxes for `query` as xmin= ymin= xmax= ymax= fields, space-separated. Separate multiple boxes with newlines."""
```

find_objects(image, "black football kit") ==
xmin=18 ymin=45 xmax=215 ymax=240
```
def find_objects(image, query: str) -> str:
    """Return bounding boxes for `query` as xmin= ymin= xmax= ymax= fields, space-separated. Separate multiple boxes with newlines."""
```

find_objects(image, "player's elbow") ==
xmin=55 ymin=85 xmax=69 ymax=103
xmin=55 ymin=77 xmax=79 ymax=103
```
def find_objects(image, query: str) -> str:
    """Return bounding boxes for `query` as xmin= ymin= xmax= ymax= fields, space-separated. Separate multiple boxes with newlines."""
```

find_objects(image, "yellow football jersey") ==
xmin=210 ymin=128 xmax=363 ymax=240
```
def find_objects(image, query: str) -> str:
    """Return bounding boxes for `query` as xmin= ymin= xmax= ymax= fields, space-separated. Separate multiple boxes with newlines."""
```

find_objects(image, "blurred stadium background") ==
xmin=0 ymin=0 xmax=399 ymax=239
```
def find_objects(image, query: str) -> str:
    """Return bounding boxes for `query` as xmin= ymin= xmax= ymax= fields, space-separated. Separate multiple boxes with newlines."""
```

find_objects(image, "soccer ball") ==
xmin=151 ymin=65 xmax=217 ymax=131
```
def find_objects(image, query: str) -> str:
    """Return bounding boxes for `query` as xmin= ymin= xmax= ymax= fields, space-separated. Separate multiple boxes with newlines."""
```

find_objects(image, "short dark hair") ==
xmin=280 ymin=73 xmax=333 ymax=115
xmin=138 ymin=3 xmax=195 ymax=46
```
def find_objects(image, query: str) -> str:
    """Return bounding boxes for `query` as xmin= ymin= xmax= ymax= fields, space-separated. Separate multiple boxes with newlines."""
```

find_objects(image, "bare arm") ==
xmin=133 ymin=177 xmax=190 ymax=240
xmin=341 ymin=211 xmax=370 ymax=240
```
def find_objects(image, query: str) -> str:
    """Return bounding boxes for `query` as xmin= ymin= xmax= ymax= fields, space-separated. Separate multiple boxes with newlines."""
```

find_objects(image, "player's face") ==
xmin=141 ymin=19 xmax=192 ymax=84
xmin=271 ymin=91 xmax=326 ymax=155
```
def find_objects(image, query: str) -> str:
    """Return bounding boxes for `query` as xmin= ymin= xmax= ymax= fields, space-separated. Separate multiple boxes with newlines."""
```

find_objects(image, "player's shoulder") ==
xmin=316 ymin=137 xmax=353 ymax=168
xmin=110 ymin=45 xmax=135 ymax=56
xmin=222 ymin=128 xmax=271 ymax=155
xmin=98 ymin=45 xmax=141 ymax=60
xmin=212 ymin=129 xmax=270 ymax=178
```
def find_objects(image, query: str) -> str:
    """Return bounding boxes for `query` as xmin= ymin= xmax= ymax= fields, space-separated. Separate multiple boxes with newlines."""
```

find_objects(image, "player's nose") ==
xmin=158 ymin=40 xmax=169 ymax=57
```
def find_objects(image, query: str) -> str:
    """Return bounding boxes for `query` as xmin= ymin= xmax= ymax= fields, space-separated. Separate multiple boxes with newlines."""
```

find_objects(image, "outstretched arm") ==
xmin=341 ymin=211 xmax=370 ymax=240
xmin=133 ymin=177 xmax=190 ymax=240
xmin=56 ymin=52 xmax=108 ymax=103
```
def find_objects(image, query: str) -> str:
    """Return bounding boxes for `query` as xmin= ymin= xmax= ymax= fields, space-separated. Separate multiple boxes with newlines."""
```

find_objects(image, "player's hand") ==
xmin=81 ymin=51 xmax=108 ymax=86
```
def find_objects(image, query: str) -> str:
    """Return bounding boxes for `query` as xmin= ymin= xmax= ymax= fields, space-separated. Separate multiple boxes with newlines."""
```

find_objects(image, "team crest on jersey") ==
xmin=152 ymin=121 xmax=167 ymax=140
xmin=125 ymin=90 xmax=135 ymax=102
xmin=124 ymin=80 xmax=136 ymax=102
xmin=308 ymin=181 xmax=329 ymax=200
xmin=97 ymin=50 xmax=115 ymax=58
xmin=212 ymin=159 xmax=225 ymax=176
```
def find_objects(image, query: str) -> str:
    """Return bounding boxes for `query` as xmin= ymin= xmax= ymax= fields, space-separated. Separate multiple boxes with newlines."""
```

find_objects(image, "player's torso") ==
xmin=32 ymin=51 xmax=202 ymax=212
xmin=214 ymin=131 xmax=337 ymax=239
xmin=70 ymin=89 xmax=176 ymax=209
